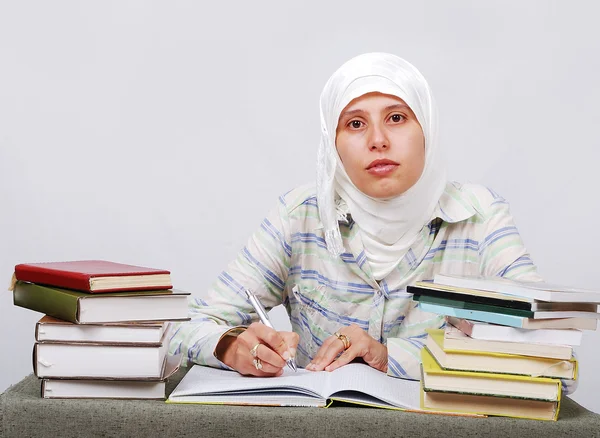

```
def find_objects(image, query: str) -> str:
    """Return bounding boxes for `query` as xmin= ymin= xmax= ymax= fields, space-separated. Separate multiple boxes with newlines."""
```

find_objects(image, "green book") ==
xmin=413 ymin=294 xmax=534 ymax=318
xmin=13 ymin=281 xmax=190 ymax=324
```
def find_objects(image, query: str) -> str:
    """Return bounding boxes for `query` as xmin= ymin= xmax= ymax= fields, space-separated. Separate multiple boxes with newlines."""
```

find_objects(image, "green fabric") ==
xmin=1 ymin=370 xmax=599 ymax=438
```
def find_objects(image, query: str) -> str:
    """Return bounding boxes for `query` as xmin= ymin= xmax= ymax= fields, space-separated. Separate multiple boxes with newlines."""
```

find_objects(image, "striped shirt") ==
xmin=169 ymin=181 xmax=576 ymax=394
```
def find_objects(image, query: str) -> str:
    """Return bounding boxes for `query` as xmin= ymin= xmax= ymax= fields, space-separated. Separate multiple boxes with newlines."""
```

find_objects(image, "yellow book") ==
xmin=420 ymin=375 xmax=560 ymax=421
xmin=426 ymin=329 xmax=577 ymax=379
xmin=422 ymin=347 xmax=561 ymax=400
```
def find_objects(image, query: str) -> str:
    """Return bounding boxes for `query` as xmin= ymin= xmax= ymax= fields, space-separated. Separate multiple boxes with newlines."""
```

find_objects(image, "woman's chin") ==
xmin=360 ymin=182 xmax=410 ymax=199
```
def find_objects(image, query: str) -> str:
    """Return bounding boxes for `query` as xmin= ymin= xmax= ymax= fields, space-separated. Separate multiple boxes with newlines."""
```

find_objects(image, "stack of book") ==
xmin=409 ymin=274 xmax=600 ymax=421
xmin=11 ymin=260 xmax=190 ymax=400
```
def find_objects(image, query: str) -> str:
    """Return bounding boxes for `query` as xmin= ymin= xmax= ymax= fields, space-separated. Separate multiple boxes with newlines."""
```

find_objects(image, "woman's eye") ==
xmin=390 ymin=114 xmax=404 ymax=123
xmin=349 ymin=120 xmax=363 ymax=129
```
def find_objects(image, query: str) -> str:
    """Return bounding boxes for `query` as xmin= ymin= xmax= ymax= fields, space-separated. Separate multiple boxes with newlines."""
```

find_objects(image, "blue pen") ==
xmin=244 ymin=288 xmax=297 ymax=372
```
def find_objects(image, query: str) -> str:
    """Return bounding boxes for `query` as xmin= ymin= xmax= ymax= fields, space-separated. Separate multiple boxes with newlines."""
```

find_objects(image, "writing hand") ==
xmin=305 ymin=324 xmax=388 ymax=373
xmin=216 ymin=322 xmax=299 ymax=377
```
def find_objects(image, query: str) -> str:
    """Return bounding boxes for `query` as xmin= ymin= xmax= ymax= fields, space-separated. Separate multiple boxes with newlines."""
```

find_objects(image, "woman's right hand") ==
xmin=215 ymin=322 xmax=299 ymax=377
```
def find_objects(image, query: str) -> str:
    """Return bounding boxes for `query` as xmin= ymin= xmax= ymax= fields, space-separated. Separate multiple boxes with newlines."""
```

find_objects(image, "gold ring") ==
xmin=250 ymin=343 xmax=260 ymax=358
xmin=334 ymin=331 xmax=351 ymax=350
xmin=253 ymin=358 xmax=263 ymax=370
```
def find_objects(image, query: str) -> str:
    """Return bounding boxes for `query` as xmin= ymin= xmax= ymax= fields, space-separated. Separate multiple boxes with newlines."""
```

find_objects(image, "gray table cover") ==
xmin=2 ymin=369 xmax=599 ymax=438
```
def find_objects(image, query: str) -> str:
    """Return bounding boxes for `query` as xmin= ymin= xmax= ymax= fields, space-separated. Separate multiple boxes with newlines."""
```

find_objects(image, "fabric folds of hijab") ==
xmin=316 ymin=53 xmax=447 ymax=280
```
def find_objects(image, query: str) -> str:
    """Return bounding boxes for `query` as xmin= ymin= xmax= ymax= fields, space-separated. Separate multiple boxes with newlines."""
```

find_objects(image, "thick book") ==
xmin=410 ymin=282 xmax=599 ymax=312
xmin=425 ymin=329 xmax=577 ymax=379
xmin=167 ymin=362 xmax=423 ymax=410
xmin=33 ymin=332 xmax=172 ymax=378
xmin=414 ymin=293 xmax=599 ymax=320
xmin=418 ymin=301 xmax=598 ymax=330
xmin=421 ymin=347 xmax=562 ymax=401
xmin=13 ymin=281 xmax=190 ymax=324
xmin=433 ymin=274 xmax=600 ymax=303
xmin=443 ymin=325 xmax=573 ymax=360
xmin=14 ymin=260 xmax=172 ymax=293
xmin=421 ymin=385 xmax=559 ymax=421
xmin=41 ymin=354 xmax=181 ymax=399
xmin=446 ymin=317 xmax=584 ymax=346
xmin=35 ymin=316 xmax=171 ymax=344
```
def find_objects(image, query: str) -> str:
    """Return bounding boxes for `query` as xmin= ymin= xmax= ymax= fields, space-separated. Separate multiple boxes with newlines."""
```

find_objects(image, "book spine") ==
xmin=414 ymin=294 xmax=534 ymax=318
xmin=15 ymin=265 xmax=92 ymax=292
xmin=14 ymin=283 xmax=80 ymax=323
xmin=408 ymin=286 xmax=532 ymax=311
xmin=419 ymin=302 xmax=525 ymax=328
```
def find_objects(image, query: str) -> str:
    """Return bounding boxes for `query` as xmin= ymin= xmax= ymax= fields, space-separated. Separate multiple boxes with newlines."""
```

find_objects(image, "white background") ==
xmin=1 ymin=1 xmax=599 ymax=413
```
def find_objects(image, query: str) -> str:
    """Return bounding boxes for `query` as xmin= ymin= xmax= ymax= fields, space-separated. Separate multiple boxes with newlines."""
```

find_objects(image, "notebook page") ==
xmin=169 ymin=392 xmax=326 ymax=407
xmin=324 ymin=363 xmax=421 ymax=409
xmin=169 ymin=365 xmax=331 ymax=399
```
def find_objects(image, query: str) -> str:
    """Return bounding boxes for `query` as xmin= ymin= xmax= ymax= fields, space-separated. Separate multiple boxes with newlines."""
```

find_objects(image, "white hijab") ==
xmin=316 ymin=53 xmax=446 ymax=280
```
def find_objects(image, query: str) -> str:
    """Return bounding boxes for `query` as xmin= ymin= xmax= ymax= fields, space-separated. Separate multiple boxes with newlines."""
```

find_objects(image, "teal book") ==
xmin=418 ymin=302 xmax=597 ymax=330
xmin=413 ymin=294 xmax=534 ymax=318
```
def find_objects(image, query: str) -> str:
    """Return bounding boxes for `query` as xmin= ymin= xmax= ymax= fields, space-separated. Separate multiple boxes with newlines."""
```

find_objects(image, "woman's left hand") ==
xmin=305 ymin=324 xmax=388 ymax=373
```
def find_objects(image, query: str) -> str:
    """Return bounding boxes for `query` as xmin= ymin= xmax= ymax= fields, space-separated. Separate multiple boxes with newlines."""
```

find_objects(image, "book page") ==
xmin=169 ymin=365 xmax=331 ymax=399
xmin=168 ymin=363 xmax=421 ymax=409
xmin=324 ymin=363 xmax=420 ymax=410
xmin=168 ymin=392 xmax=326 ymax=407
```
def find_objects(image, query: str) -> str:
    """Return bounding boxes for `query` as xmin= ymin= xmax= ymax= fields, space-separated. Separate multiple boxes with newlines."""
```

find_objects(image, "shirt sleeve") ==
xmin=386 ymin=303 xmax=445 ymax=380
xmin=467 ymin=194 xmax=579 ymax=395
xmin=386 ymin=190 xmax=543 ymax=381
xmin=168 ymin=198 xmax=292 ymax=368
xmin=478 ymin=195 xmax=542 ymax=282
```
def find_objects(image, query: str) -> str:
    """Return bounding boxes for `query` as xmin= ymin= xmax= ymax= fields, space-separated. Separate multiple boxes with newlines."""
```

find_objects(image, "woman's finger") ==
xmin=238 ymin=358 xmax=284 ymax=377
xmin=251 ymin=342 xmax=290 ymax=369
xmin=325 ymin=345 xmax=360 ymax=372
xmin=280 ymin=331 xmax=300 ymax=359
xmin=306 ymin=336 xmax=336 ymax=368
xmin=247 ymin=322 xmax=293 ymax=365
xmin=307 ymin=335 xmax=345 ymax=371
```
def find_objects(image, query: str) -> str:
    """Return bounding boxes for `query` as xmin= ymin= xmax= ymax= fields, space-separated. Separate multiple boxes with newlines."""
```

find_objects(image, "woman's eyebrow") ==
xmin=339 ymin=108 xmax=364 ymax=119
xmin=384 ymin=104 xmax=411 ymax=112
xmin=340 ymin=103 xmax=412 ymax=120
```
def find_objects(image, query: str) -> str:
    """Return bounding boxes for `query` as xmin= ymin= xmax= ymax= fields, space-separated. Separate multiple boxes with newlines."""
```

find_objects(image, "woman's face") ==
xmin=335 ymin=92 xmax=425 ymax=199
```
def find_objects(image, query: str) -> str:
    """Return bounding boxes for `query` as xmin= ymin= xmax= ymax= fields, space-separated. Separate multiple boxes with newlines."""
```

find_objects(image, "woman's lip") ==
xmin=367 ymin=159 xmax=399 ymax=169
xmin=366 ymin=163 xmax=399 ymax=176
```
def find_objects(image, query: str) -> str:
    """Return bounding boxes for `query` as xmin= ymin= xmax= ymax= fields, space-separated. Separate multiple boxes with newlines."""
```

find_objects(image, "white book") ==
xmin=42 ymin=379 xmax=167 ymax=400
xmin=36 ymin=316 xmax=170 ymax=344
xmin=427 ymin=329 xmax=576 ymax=379
xmin=167 ymin=363 xmax=421 ymax=410
xmin=434 ymin=274 xmax=600 ymax=303
xmin=412 ymin=281 xmax=599 ymax=311
xmin=443 ymin=325 xmax=573 ymax=360
xmin=41 ymin=355 xmax=181 ymax=399
xmin=447 ymin=317 xmax=583 ymax=346
xmin=34 ymin=327 xmax=172 ymax=378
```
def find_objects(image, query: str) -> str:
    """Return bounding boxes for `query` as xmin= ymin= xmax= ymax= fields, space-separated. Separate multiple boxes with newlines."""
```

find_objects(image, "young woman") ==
xmin=170 ymin=53 xmax=572 ymax=391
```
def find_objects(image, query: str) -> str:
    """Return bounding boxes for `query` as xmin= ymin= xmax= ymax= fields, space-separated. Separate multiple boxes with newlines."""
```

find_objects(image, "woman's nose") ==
xmin=369 ymin=124 xmax=389 ymax=150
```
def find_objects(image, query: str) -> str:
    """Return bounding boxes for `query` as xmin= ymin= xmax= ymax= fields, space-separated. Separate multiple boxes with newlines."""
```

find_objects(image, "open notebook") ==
xmin=166 ymin=363 xmax=421 ymax=409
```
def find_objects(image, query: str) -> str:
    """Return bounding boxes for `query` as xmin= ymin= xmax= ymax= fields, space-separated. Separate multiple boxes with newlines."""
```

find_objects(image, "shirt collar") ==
xmin=431 ymin=181 xmax=478 ymax=224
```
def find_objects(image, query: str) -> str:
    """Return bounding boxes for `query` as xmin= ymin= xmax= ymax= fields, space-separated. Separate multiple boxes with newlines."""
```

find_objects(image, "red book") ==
xmin=14 ymin=260 xmax=172 ymax=293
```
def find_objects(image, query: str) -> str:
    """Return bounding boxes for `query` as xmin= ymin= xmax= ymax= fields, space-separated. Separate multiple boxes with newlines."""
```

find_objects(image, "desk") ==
xmin=2 ymin=369 xmax=600 ymax=438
